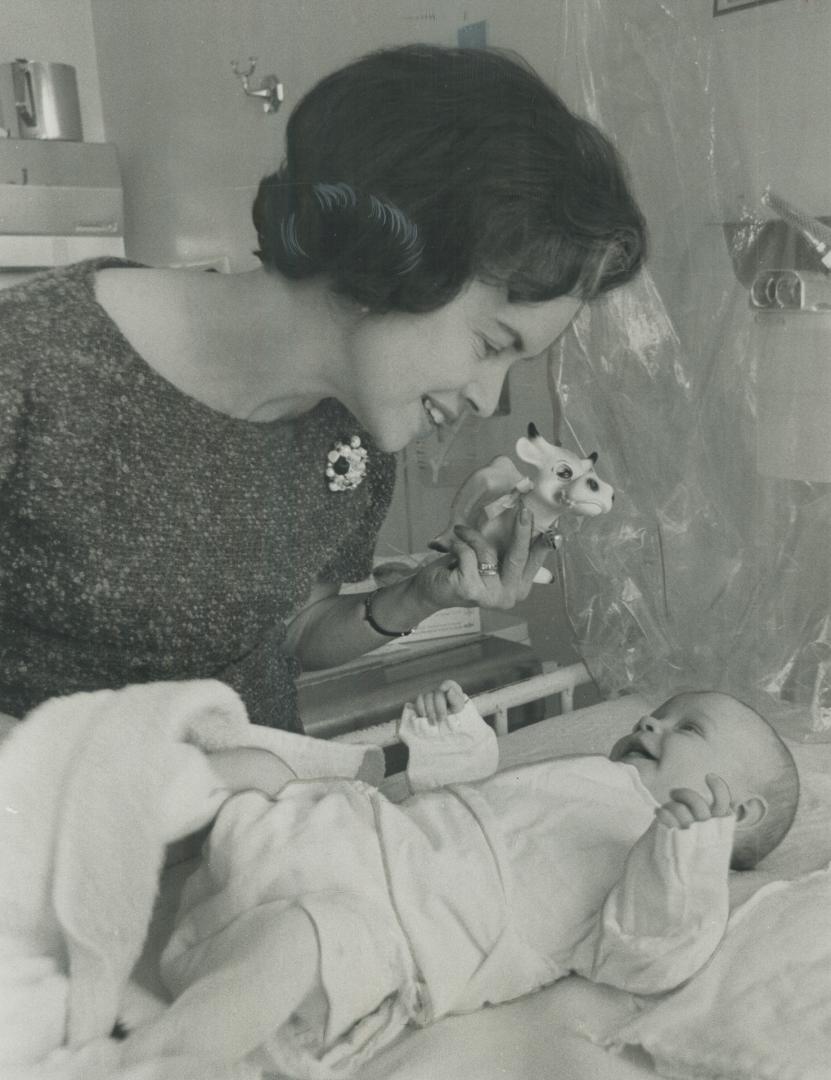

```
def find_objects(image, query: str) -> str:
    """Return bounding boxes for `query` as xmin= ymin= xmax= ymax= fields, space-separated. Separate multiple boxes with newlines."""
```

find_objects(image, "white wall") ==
xmin=0 ymin=0 xmax=105 ymax=141
xmin=88 ymin=0 xmax=569 ymax=270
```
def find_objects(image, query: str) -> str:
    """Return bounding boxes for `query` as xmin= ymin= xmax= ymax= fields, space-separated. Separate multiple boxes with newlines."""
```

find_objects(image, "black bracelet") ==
xmin=363 ymin=591 xmax=416 ymax=638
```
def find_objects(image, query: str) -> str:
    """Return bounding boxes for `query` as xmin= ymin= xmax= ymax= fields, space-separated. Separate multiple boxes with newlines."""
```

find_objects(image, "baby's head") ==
xmin=610 ymin=691 xmax=799 ymax=870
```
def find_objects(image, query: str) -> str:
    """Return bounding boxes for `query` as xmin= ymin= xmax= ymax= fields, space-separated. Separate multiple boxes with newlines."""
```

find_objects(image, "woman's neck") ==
xmin=212 ymin=268 xmax=349 ymax=421
xmin=96 ymin=264 xmax=348 ymax=422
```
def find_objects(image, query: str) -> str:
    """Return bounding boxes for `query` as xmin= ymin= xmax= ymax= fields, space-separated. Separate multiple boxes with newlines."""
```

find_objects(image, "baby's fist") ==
xmin=413 ymin=680 xmax=468 ymax=724
xmin=655 ymin=774 xmax=733 ymax=830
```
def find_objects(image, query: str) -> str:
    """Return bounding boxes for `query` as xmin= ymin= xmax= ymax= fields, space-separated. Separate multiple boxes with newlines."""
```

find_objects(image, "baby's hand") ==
xmin=655 ymin=773 xmax=733 ymax=829
xmin=399 ymin=680 xmax=497 ymax=792
xmin=411 ymin=680 xmax=468 ymax=724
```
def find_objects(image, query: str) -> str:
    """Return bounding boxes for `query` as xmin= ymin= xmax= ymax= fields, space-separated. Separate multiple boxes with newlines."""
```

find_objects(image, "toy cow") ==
xmin=430 ymin=423 xmax=614 ymax=580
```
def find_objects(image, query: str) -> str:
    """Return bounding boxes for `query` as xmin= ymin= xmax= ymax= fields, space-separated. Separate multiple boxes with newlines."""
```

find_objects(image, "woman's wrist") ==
xmin=365 ymin=575 xmax=440 ymax=637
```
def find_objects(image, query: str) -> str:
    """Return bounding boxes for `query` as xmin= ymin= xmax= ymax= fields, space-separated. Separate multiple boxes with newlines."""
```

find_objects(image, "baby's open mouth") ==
xmin=613 ymin=735 xmax=657 ymax=762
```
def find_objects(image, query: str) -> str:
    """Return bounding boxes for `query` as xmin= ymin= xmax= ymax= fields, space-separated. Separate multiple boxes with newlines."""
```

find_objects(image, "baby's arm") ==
xmin=570 ymin=776 xmax=735 ymax=995
xmin=207 ymin=746 xmax=297 ymax=799
xmin=398 ymin=679 xmax=499 ymax=792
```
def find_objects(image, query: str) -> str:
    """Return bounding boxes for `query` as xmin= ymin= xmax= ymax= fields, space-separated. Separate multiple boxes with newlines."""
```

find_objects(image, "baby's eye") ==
xmin=679 ymin=722 xmax=699 ymax=734
xmin=555 ymin=465 xmax=573 ymax=480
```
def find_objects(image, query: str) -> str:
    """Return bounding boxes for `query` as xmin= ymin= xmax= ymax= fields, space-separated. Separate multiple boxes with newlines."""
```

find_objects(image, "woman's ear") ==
xmin=734 ymin=794 xmax=768 ymax=830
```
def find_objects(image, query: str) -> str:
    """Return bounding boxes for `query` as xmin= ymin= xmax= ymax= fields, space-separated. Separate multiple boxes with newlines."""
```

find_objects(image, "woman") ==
xmin=0 ymin=45 xmax=646 ymax=730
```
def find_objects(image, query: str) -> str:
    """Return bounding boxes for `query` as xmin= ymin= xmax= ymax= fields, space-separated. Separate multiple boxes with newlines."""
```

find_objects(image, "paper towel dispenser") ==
xmin=0 ymin=139 xmax=123 ymax=237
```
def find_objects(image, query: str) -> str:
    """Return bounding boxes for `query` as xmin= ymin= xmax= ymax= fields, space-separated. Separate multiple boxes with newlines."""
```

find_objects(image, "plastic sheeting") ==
xmin=551 ymin=1 xmax=831 ymax=737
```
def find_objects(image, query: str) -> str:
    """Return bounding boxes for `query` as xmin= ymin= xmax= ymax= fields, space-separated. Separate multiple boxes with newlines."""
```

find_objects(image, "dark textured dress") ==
xmin=0 ymin=259 xmax=396 ymax=729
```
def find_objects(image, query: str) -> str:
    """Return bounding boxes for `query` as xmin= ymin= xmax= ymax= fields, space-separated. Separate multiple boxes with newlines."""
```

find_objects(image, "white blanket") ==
xmin=0 ymin=679 xmax=382 ymax=1078
xmin=607 ymin=864 xmax=831 ymax=1080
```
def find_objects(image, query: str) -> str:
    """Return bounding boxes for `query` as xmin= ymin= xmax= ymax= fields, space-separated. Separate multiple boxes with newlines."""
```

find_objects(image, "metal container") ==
xmin=0 ymin=60 xmax=83 ymax=141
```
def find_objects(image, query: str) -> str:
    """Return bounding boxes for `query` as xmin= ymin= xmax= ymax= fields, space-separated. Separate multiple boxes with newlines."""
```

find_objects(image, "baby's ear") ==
xmin=734 ymin=794 xmax=767 ymax=830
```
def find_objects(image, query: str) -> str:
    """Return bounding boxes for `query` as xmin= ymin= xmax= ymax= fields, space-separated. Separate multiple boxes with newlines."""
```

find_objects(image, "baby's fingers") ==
xmin=439 ymin=680 xmax=468 ymax=714
xmin=667 ymin=787 xmax=714 ymax=822
xmin=421 ymin=690 xmax=448 ymax=725
xmin=705 ymin=773 xmax=733 ymax=817
xmin=656 ymin=805 xmax=688 ymax=829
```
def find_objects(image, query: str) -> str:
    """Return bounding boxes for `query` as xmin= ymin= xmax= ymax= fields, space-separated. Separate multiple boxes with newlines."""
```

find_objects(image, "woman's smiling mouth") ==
xmin=422 ymin=396 xmax=451 ymax=429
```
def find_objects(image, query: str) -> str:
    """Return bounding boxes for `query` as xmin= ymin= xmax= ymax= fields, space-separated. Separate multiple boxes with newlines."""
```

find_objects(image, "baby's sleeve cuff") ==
xmin=398 ymin=699 xmax=499 ymax=792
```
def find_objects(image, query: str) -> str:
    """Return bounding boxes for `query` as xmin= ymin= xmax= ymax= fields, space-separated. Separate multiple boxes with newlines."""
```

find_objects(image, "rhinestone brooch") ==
xmin=326 ymin=435 xmax=368 ymax=492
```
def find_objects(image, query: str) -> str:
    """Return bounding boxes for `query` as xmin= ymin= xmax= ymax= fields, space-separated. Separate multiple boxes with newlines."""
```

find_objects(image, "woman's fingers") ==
xmin=423 ymin=510 xmax=550 ymax=611
xmin=453 ymin=509 xmax=539 ymax=589
xmin=449 ymin=530 xmax=492 ymax=588
xmin=450 ymin=527 xmax=508 ymax=599
xmin=523 ymin=533 xmax=551 ymax=587
xmin=501 ymin=507 xmax=534 ymax=590
xmin=452 ymin=525 xmax=499 ymax=573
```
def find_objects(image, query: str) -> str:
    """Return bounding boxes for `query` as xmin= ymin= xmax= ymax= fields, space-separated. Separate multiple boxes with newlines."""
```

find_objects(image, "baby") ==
xmin=123 ymin=684 xmax=799 ymax=1078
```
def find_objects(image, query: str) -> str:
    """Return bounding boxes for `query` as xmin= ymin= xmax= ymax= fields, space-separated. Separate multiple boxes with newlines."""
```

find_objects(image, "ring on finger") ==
xmin=477 ymin=561 xmax=499 ymax=577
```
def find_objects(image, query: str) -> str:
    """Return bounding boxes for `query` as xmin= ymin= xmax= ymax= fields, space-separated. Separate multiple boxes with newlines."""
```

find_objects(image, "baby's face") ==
xmin=609 ymin=692 xmax=761 ymax=805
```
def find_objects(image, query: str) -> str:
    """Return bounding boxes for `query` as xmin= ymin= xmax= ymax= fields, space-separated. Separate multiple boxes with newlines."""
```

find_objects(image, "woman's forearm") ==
xmin=287 ymin=577 xmax=442 ymax=670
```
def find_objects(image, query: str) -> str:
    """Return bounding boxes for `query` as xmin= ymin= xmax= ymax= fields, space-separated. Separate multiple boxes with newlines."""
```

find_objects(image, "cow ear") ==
xmin=516 ymin=437 xmax=544 ymax=468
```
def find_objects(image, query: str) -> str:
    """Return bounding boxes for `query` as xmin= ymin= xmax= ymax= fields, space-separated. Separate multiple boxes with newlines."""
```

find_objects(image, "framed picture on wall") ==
xmin=713 ymin=0 xmax=786 ymax=14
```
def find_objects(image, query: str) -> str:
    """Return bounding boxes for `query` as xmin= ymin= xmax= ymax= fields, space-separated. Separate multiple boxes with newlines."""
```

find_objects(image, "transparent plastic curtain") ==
xmin=551 ymin=0 xmax=831 ymax=737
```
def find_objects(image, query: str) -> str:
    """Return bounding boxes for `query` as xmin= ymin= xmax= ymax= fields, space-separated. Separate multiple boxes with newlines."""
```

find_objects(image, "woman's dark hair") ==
xmin=253 ymin=44 xmax=647 ymax=313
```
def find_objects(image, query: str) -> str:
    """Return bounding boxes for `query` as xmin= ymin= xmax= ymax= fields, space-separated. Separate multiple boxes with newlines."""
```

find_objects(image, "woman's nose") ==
xmin=636 ymin=716 xmax=657 ymax=733
xmin=465 ymin=366 xmax=508 ymax=418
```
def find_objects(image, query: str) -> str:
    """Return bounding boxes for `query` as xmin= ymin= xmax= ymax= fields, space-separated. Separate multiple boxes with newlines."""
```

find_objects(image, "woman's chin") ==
xmin=375 ymin=420 xmax=427 ymax=453
xmin=372 ymin=430 xmax=407 ymax=453
xmin=355 ymin=404 xmax=431 ymax=453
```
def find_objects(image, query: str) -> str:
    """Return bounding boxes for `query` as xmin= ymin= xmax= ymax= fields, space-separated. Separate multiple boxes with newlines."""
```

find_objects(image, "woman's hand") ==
xmin=412 ymin=505 xmax=550 ymax=612
xmin=284 ymin=509 xmax=550 ymax=672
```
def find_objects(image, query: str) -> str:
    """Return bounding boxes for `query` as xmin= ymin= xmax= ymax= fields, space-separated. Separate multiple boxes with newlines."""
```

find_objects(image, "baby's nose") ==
xmin=636 ymin=715 xmax=657 ymax=733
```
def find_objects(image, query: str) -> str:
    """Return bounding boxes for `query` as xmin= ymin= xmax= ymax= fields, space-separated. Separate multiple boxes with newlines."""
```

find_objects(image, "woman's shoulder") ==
xmin=0 ymin=258 xmax=133 ymax=345
xmin=0 ymin=256 xmax=134 ymax=304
